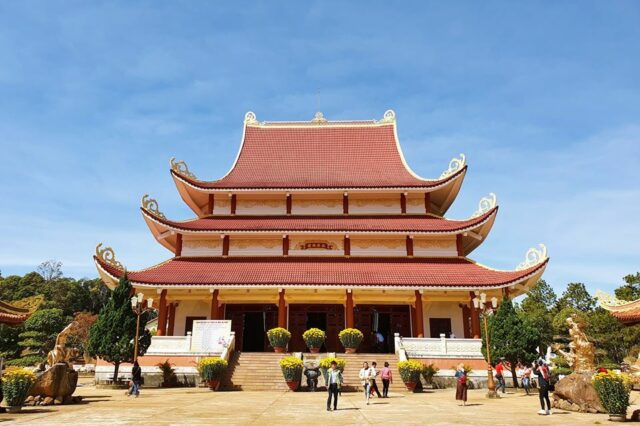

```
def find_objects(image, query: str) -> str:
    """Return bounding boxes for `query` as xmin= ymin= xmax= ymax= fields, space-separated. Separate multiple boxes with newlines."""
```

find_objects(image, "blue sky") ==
xmin=1 ymin=1 xmax=639 ymax=296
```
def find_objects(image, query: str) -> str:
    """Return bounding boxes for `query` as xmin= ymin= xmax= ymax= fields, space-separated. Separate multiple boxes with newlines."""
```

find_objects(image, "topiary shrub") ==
xmin=593 ymin=371 xmax=632 ymax=416
xmin=279 ymin=356 xmax=304 ymax=383
xmin=398 ymin=360 xmax=423 ymax=384
xmin=267 ymin=327 xmax=291 ymax=351
xmin=302 ymin=328 xmax=325 ymax=351
xmin=4 ymin=355 xmax=46 ymax=367
xmin=338 ymin=328 xmax=364 ymax=352
xmin=197 ymin=357 xmax=228 ymax=390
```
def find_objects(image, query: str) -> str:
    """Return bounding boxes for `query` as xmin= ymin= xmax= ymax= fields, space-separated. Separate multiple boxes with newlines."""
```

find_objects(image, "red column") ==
xmin=343 ymin=193 xmax=349 ymax=214
xmin=344 ymin=235 xmax=350 ymax=256
xmin=222 ymin=235 xmax=229 ymax=256
xmin=503 ymin=287 xmax=510 ymax=300
xmin=230 ymin=194 xmax=237 ymax=215
xmin=210 ymin=289 xmax=220 ymax=320
xmin=175 ymin=234 xmax=183 ymax=257
xmin=278 ymin=290 xmax=287 ymax=328
xmin=167 ymin=303 xmax=176 ymax=336
xmin=424 ymin=192 xmax=431 ymax=214
xmin=469 ymin=291 xmax=481 ymax=338
xmin=283 ymin=235 xmax=289 ymax=256
xmin=157 ymin=290 xmax=168 ymax=336
xmin=400 ymin=193 xmax=407 ymax=214
xmin=406 ymin=235 xmax=414 ymax=257
xmin=414 ymin=290 xmax=424 ymax=338
xmin=207 ymin=194 xmax=214 ymax=215
xmin=345 ymin=290 xmax=354 ymax=328
xmin=286 ymin=194 xmax=292 ymax=215
xmin=461 ymin=304 xmax=471 ymax=338
xmin=456 ymin=234 xmax=464 ymax=256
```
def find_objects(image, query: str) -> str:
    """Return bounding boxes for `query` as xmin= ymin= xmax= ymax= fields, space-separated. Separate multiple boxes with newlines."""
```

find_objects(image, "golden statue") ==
xmin=557 ymin=316 xmax=595 ymax=373
xmin=47 ymin=321 xmax=80 ymax=367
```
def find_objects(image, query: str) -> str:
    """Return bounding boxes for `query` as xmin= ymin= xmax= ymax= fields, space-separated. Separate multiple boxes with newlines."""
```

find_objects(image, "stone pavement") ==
xmin=2 ymin=379 xmax=638 ymax=425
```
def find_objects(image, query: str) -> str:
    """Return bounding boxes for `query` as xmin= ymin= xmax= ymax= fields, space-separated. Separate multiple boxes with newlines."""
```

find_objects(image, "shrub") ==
xmin=2 ymin=368 xmax=36 ymax=407
xmin=319 ymin=356 xmax=346 ymax=371
xmin=279 ymin=356 xmax=304 ymax=382
xmin=4 ymin=355 xmax=46 ymax=367
xmin=593 ymin=371 xmax=632 ymax=415
xmin=398 ymin=360 xmax=423 ymax=383
xmin=302 ymin=328 xmax=325 ymax=349
xmin=156 ymin=359 xmax=179 ymax=387
xmin=267 ymin=327 xmax=291 ymax=348
xmin=197 ymin=357 xmax=228 ymax=382
xmin=338 ymin=328 xmax=364 ymax=349
xmin=421 ymin=363 xmax=439 ymax=384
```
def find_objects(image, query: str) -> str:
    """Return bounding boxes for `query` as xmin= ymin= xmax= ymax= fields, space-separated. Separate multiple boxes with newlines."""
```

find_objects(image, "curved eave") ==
xmin=140 ymin=205 xmax=498 ymax=254
xmin=600 ymin=298 xmax=640 ymax=314
xmin=94 ymin=255 xmax=548 ymax=292
xmin=171 ymin=166 xmax=467 ymax=217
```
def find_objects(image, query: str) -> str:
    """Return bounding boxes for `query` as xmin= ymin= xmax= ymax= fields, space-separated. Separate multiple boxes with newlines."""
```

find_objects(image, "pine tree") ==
xmin=87 ymin=275 xmax=151 ymax=380
xmin=482 ymin=299 xmax=540 ymax=387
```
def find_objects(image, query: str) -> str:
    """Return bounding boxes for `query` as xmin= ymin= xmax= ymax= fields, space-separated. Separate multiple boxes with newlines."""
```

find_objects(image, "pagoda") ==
xmin=94 ymin=110 xmax=548 ymax=354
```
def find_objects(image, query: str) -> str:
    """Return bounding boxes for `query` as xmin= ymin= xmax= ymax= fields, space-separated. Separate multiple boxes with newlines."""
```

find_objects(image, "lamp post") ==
xmin=131 ymin=293 xmax=154 ymax=363
xmin=473 ymin=292 xmax=499 ymax=398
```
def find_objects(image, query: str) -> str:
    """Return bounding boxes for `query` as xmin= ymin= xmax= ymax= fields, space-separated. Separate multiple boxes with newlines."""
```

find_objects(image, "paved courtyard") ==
xmin=2 ymin=379 xmax=638 ymax=425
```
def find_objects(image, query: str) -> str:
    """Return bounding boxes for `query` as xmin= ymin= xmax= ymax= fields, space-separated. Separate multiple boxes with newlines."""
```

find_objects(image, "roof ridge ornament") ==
xmin=471 ymin=193 xmax=497 ymax=218
xmin=170 ymin=157 xmax=197 ymax=180
xmin=595 ymin=290 xmax=630 ymax=308
xmin=311 ymin=111 xmax=328 ymax=124
xmin=244 ymin=111 xmax=258 ymax=125
xmin=95 ymin=243 xmax=124 ymax=270
xmin=141 ymin=194 xmax=166 ymax=219
xmin=377 ymin=109 xmax=396 ymax=124
xmin=440 ymin=154 xmax=466 ymax=178
xmin=516 ymin=244 xmax=548 ymax=270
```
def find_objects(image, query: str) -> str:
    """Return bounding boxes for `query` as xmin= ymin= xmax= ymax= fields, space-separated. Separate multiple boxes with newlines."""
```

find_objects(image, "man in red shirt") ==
xmin=495 ymin=359 xmax=506 ymax=393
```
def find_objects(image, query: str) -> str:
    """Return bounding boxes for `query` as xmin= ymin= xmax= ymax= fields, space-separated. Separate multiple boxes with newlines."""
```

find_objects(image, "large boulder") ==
xmin=29 ymin=363 xmax=78 ymax=399
xmin=552 ymin=372 xmax=605 ymax=413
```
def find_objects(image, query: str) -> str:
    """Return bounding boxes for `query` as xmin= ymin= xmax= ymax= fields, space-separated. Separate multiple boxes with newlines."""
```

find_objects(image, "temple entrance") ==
xmin=355 ymin=305 xmax=411 ymax=353
xmin=289 ymin=304 xmax=344 ymax=352
xmin=225 ymin=304 xmax=277 ymax=352
xmin=429 ymin=318 xmax=452 ymax=338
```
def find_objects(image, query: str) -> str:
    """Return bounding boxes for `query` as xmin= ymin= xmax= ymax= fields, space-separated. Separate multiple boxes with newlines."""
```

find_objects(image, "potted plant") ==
xmin=280 ymin=356 xmax=304 ymax=391
xmin=197 ymin=357 xmax=228 ymax=391
xmin=398 ymin=360 xmax=423 ymax=391
xmin=319 ymin=356 xmax=346 ymax=384
xmin=593 ymin=370 xmax=632 ymax=422
xmin=2 ymin=368 xmax=36 ymax=412
xmin=421 ymin=363 xmax=439 ymax=388
xmin=267 ymin=327 xmax=291 ymax=353
xmin=338 ymin=328 xmax=364 ymax=353
xmin=302 ymin=328 xmax=326 ymax=353
xmin=156 ymin=359 xmax=179 ymax=387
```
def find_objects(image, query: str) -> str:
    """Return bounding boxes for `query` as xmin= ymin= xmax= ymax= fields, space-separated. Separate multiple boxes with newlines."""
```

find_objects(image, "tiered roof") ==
xmin=94 ymin=110 xmax=548 ymax=295
xmin=596 ymin=291 xmax=640 ymax=324
xmin=0 ymin=296 xmax=43 ymax=325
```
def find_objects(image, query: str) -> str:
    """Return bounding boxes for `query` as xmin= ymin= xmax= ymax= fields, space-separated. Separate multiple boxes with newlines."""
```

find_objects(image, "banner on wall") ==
xmin=190 ymin=320 xmax=232 ymax=353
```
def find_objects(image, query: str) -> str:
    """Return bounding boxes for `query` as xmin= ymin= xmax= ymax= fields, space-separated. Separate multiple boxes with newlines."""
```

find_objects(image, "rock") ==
xmin=53 ymin=396 xmax=63 ymax=405
xmin=631 ymin=409 xmax=640 ymax=422
xmin=25 ymin=396 xmax=34 ymax=403
xmin=72 ymin=396 xmax=83 ymax=403
xmin=43 ymin=396 xmax=54 ymax=406
xmin=552 ymin=372 xmax=605 ymax=413
xmin=29 ymin=363 xmax=78 ymax=398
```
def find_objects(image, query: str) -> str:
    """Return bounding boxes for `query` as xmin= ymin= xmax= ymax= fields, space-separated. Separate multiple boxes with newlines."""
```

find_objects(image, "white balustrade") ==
xmin=394 ymin=333 xmax=483 ymax=359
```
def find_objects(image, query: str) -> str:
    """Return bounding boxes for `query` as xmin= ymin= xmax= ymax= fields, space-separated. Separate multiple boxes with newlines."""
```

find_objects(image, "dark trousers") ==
xmin=496 ymin=374 xmax=506 ymax=393
xmin=382 ymin=379 xmax=390 ymax=397
xmin=370 ymin=379 xmax=382 ymax=397
xmin=327 ymin=383 xmax=339 ymax=409
xmin=539 ymin=384 xmax=551 ymax=410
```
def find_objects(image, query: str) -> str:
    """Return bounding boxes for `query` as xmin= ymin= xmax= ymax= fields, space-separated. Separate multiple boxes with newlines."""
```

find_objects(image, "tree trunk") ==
xmin=113 ymin=362 xmax=120 ymax=383
xmin=510 ymin=363 xmax=519 ymax=388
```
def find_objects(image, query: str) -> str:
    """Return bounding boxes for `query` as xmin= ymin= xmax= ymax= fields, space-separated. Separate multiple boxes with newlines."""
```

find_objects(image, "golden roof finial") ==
xmin=95 ymin=243 xmax=124 ymax=270
xmin=440 ymin=153 xmax=466 ymax=178
xmin=141 ymin=194 xmax=166 ymax=219
xmin=170 ymin=157 xmax=197 ymax=180
xmin=516 ymin=244 xmax=548 ymax=270
xmin=471 ymin=193 xmax=497 ymax=218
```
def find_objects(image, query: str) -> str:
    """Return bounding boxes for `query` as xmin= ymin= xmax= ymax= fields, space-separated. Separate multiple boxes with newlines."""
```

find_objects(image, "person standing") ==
xmin=326 ymin=361 xmax=343 ymax=411
xmin=369 ymin=361 xmax=382 ymax=398
xmin=534 ymin=360 xmax=552 ymax=415
xmin=495 ymin=359 xmax=506 ymax=394
xmin=128 ymin=361 xmax=142 ymax=398
xmin=454 ymin=363 xmax=468 ymax=406
xmin=359 ymin=362 xmax=373 ymax=405
xmin=380 ymin=362 xmax=393 ymax=398
xmin=521 ymin=363 xmax=532 ymax=395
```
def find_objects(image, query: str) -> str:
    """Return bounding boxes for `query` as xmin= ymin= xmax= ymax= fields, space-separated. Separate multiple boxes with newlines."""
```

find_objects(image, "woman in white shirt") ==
xmin=358 ymin=362 xmax=373 ymax=405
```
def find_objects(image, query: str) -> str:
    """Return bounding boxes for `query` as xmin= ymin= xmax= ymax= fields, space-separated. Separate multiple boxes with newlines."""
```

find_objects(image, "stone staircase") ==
xmin=337 ymin=353 xmax=405 ymax=393
xmin=221 ymin=352 xmax=291 ymax=391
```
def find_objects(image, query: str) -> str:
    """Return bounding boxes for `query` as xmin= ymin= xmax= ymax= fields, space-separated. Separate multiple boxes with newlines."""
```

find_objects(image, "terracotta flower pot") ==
xmin=286 ymin=380 xmax=299 ymax=391
xmin=207 ymin=379 xmax=220 ymax=391
xmin=345 ymin=347 xmax=357 ymax=354
xmin=274 ymin=346 xmax=285 ymax=353
xmin=404 ymin=381 xmax=417 ymax=391
xmin=309 ymin=347 xmax=320 ymax=354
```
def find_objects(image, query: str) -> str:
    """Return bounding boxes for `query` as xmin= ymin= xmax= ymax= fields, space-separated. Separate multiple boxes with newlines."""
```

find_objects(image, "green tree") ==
xmin=587 ymin=308 xmax=626 ymax=365
xmin=482 ymin=299 xmax=540 ymax=387
xmin=17 ymin=308 xmax=68 ymax=356
xmin=519 ymin=280 xmax=557 ymax=352
xmin=0 ymin=272 xmax=45 ymax=301
xmin=0 ymin=323 xmax=23 ymax=359
xmin=557 ymin=282 xmax=596 ymax=312
xmin=87 ymin=275 xmax=151 ymax=380
xmin=614 ymin=273 xmax=640 ymax=301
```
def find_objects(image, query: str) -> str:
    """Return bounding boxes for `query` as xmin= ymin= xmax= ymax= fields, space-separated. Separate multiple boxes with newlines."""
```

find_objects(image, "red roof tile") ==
xmin=96 ymin=256 xmax=547 ymax=289
xmin=141 ymin=207 xmax=498 ymax=234
xmin=178 ymin=124 xmax=459 ymax=189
